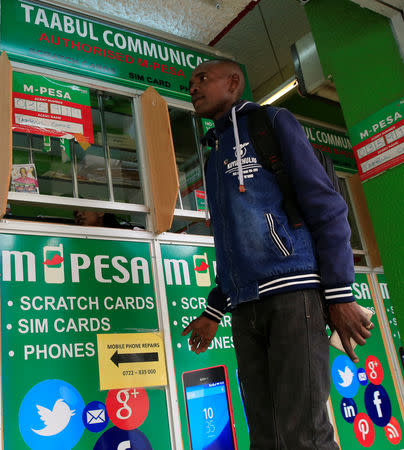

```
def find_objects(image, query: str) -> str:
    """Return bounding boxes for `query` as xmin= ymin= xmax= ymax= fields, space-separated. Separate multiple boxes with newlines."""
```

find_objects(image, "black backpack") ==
xmin=248 ymin=106 xmax=345 ymax=229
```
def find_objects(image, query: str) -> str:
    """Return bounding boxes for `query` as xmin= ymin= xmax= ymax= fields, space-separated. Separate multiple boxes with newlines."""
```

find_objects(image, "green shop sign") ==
xmin=301 ymin=121 xmax=357 ymax=172
xmin=161 ymin=243 xmax=250 ymax=450
xmin=0 ymin=0 xmax=252 ymax=102
xmin=0 ymin=234 xmax=171 ymax=449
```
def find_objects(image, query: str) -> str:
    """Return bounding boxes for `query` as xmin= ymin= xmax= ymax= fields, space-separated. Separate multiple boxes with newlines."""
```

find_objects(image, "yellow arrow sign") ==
xmin=97 ymin=332 xmax=167 ymax=390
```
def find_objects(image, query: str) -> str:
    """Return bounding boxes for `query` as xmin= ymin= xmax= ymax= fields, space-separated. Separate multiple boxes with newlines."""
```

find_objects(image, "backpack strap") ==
xmin=248 ymin=107 xmax=304 ymax=229
xmin=313 ymin=147 xmax=343 ymax=196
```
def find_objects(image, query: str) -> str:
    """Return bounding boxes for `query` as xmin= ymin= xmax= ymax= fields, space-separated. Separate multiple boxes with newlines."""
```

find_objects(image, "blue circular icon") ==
xmin=340 ymin=397 xmax=357 ymax=423
xmin=94 ymin=426 xmax=153 ymax=450
xmin=357 ymin=368 xmax=368 ymax=386
xmin=332 ymin=355 xmax=359 ymax=398
xmin=364 ymin=383 xmax=391 ymax=427
xmin=83 ymin=401 xmax=109 ymax=433
xmin=19 ymin=379 xmax=85 ymax=449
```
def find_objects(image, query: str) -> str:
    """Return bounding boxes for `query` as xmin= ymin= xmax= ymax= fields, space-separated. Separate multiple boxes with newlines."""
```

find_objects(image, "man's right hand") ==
xmin=181 ymin=315 xmax=219 ymax=354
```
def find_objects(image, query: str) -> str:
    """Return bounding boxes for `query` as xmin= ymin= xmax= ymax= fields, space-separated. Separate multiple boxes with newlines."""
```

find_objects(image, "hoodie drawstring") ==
xmin=231 ymin=105 xmax=246 ymax=193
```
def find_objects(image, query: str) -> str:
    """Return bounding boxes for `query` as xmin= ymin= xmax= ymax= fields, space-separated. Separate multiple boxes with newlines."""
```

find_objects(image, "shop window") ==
xmin=167 ymin=107 xmax=212 ymax=236
xmin=170 ymin=108 xmax=204 ymax=211
xmin=10 ymin=89 xmax=144 ymax=212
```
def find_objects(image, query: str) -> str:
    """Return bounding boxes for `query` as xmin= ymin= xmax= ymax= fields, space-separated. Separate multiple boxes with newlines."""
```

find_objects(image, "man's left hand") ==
xmin=328 ymin=302 xmax=374 ymax=363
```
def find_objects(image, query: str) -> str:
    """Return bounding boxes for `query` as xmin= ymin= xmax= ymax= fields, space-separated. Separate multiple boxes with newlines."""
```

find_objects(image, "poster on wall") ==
xmin=161 ymin=244 xmax=250 ymax=450
xmin=328 ymin=272 xmax=404 ymax=449
xmin=10 ymin=163 xmax=39 ymax=193
xmin=12 ymin=72 xmax=94 ymax=145
xmin=349 ymin=97 xmax=404 ymax=181
xmin=0 ymin=234 xmax=171 ymax=449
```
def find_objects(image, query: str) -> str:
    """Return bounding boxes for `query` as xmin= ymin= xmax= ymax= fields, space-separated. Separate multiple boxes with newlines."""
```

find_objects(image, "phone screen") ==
xmin=183 ymin=366 xmax=237 ymax=450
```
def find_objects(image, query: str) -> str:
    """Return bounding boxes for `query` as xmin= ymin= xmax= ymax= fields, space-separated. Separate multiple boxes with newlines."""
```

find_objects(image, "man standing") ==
xmin=182 ymin=60 xmax=373 ymax=449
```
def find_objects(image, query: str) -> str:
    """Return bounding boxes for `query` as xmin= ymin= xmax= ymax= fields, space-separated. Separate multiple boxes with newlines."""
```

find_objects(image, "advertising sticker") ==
xmin=12 ymin=71 xmax=94 ymax=145
xmin=349 ymin=97 xmax=404 ymax=181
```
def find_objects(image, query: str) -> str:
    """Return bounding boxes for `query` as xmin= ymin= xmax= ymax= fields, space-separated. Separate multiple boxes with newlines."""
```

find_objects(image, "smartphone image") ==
xmin=183 ymin=365 xmax=238 ymax=450
xmin=193 ymin=253 xmax=211 ymax=287
xmin=43 ymin=244 xmax=65 ymax=284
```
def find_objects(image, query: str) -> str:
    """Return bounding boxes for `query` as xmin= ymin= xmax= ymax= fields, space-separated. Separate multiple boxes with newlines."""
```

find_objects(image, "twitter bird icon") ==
xmin=338 ymin=366 xmax=354 ymax=387
xmin=19 ymin=379 xmax=85 ymax=450
xmin=332 ymin=355 xmax=359 ymax=398
xmin=32 ymin=399 xmax=75 ymax=436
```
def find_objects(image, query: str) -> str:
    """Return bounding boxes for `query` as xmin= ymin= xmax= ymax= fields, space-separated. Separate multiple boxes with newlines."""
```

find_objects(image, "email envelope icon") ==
xmin=87 ymin=409 xmax=105 ymax=424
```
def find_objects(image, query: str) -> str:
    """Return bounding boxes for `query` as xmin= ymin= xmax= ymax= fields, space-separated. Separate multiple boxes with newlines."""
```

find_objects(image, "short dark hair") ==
xmin=197 ymin=59 xmax=245 ymax=98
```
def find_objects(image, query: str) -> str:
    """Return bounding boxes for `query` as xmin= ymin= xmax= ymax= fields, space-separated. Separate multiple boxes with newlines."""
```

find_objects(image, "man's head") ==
xmin=73 ymin=209 xmax=105 ymax=226
xmin=189 ymin=59 xmax=245 ymax=120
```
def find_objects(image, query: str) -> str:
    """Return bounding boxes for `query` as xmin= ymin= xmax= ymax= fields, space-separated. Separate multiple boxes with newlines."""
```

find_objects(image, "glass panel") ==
xmin=169 ymin=217 xmax=213 ymax=236
xmin=34 ymin=137 xmax=74 ymax=197
xmin=11 ymin=133 xmax=75 ymax=196
xmin=102 ymin=93 xmax=143 ymax=204
xmin=353 ymin=253 xmax=367 ymax=267
xmin=338 ymin=177 xmax=364 ymax=252
xmin=170 ymin=108 xmax=204 ymax=211
xmin=76 ymin=91 xmax=109 ymax=200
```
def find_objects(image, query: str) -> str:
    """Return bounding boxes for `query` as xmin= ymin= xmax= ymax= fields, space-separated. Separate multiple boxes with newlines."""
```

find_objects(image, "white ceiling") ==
xmin=64 ymin=0 xmax=255 ymax=42
xmin=63 ymin=0 xmax=311 ymax=100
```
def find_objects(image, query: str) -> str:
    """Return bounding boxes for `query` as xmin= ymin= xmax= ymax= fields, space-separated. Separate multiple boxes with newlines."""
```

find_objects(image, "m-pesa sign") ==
xmin=12 ymin=71 xmax=94 ymax=142
xmin=349 ymin=97 xmax=404 ymax=181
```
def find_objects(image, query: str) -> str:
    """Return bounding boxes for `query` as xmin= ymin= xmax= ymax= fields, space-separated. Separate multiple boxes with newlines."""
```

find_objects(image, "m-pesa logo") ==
xmin=164 ymin=253 xmax=216 ymax=287
xmin=1 ymin=244 xmax=151 ymax=285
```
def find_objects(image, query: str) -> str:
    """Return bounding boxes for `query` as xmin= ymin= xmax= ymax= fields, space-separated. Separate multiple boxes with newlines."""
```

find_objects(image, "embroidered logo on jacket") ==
xmin=224 ymin=141 xmax=261 ymax=179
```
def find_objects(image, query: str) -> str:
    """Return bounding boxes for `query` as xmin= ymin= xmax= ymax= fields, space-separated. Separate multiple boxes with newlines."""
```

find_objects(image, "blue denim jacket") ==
xmin=202 ymin=102 xmax=355 ymax=323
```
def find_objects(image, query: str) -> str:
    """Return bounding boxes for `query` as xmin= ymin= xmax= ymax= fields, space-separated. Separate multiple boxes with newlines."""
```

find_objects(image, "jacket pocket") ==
xmin=265 ymin=213 xmax=293 ymax=257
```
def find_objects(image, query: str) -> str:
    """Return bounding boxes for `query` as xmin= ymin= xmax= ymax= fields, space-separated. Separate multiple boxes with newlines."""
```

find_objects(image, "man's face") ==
xmin=73 ymin=210 xmax=104 ymax=226
xmin=189 ymin=62 xmax=237 ymax=120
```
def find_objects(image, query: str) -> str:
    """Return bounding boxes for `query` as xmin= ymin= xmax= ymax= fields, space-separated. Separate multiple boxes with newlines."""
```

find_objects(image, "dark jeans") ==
xmin=231 ymin=289 xmax=339 ymax=450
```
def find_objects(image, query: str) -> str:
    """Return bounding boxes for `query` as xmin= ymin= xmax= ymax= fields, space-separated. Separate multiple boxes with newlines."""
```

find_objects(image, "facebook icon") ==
xmin=364 ymin=384 xmax=391 ymax=427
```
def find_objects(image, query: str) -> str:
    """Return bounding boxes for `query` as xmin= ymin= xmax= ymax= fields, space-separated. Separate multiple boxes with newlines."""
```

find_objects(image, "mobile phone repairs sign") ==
xmin=349 ymin=97 xmax=404 ymax=181
xmin=97 ymin=332 xmax=167 ymax=390
xmin=12 ymin=71 xmax=94 ymax=143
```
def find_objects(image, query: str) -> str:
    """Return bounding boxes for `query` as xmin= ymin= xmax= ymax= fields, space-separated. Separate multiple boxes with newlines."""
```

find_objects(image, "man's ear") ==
xmin=228 ymin=73 xmax=241 ymax=94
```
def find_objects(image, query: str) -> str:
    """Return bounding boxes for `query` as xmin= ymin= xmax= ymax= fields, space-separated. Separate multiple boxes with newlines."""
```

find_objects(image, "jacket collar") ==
xmin=201 ymin=100 xmax=259 ymax=147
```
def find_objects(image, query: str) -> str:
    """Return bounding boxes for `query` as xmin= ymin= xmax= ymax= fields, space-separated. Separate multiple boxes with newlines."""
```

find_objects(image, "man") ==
xmin=182 ymin=60 xmax=373 ymax=449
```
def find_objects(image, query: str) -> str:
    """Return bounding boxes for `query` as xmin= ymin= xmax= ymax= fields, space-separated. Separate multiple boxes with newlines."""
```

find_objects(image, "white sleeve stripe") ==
xmin=206 ymin=305 xmax=224 ymax=317
xmin=205 ymin=310 xmax=222 ymax=321
xmin=325 ymin=293 xmax=354 ymax=299
xmin=325 ymin=287 xmax=352 ymax=293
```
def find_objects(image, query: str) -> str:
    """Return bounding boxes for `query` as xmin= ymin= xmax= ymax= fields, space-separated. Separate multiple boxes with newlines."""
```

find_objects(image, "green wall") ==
xmin=305 ymin=0 xmax=404 ymax=337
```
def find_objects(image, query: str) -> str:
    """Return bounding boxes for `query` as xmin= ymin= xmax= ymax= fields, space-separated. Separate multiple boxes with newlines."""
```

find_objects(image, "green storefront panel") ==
xmin=0 ymin=234 xmax=171 ymax=449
